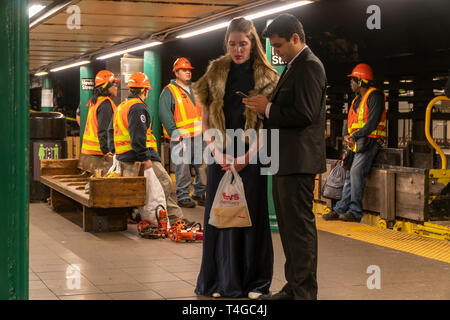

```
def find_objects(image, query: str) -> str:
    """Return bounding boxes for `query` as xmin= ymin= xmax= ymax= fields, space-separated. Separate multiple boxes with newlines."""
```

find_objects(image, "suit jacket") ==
xmin=265 ymin=46 xmax=327 ymax=176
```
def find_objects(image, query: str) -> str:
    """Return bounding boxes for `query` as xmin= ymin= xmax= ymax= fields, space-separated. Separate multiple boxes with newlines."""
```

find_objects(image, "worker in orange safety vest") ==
xmin=323 ymin=63 xmax=386 ymax=223
xmin=158 ymin=57 xmax=206 ymax=208
xmin=110 ymin=72 xmax=189 ymax=225
xmin=81 ymin=70 xmax=118 ymax=155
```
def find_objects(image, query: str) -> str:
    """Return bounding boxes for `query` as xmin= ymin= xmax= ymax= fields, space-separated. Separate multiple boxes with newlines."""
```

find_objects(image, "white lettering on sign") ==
xmin=271 ymin=47 xmax=285 ymax=66
xmin=81 ymin=78 xmax=94 ymax=91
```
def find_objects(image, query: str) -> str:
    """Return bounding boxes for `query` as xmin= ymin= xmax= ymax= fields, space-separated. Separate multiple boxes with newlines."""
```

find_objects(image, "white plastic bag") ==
xmin=138 ymin=168 xmax=166 ymax=227
xmin=209 ymin=166 xmax=252 ymax=228
xmin=106 ymin=155 xmax=122 ymax=177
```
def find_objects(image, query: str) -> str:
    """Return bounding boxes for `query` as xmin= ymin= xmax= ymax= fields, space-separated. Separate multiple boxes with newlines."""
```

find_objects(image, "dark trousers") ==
xmin=272 ymin=173 xmax=318 ymax=300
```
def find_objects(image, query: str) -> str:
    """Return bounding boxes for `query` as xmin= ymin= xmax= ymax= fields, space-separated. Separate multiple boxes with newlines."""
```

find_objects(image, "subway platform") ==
xmin=28 ymin=202 xmax=450 ymax=300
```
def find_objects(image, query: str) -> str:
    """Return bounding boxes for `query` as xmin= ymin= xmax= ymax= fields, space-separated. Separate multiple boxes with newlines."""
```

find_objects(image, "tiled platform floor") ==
xmin=29 ymin=203 xmax=450 ymax=300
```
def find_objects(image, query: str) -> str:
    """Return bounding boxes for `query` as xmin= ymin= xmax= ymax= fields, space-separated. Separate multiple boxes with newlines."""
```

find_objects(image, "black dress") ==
xmin=195 ymin=58 xmax=274 ymax=298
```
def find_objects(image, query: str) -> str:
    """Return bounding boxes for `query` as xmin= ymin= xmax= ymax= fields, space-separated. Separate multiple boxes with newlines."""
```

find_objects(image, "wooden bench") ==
xmin=40 ymin=154 xmax=146 ymax=232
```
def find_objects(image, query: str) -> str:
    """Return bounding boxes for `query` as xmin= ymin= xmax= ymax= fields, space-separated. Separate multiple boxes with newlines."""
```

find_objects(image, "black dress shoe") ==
xmin=259 ymin=291 xmax=294 ymax=300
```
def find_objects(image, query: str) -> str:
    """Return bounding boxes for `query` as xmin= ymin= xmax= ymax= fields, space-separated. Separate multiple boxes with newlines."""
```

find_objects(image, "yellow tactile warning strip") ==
xmin=315 ymin=215 xmax=450 ymax=264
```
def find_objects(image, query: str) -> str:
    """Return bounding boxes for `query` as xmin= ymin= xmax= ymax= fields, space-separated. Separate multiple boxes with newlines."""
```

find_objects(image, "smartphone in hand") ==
xmin=235 ymin=91 xmax=249 ymax=98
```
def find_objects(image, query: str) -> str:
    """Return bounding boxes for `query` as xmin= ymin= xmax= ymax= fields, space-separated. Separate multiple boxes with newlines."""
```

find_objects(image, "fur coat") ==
xmin=194 ymin=54 xmax=279 ymax=145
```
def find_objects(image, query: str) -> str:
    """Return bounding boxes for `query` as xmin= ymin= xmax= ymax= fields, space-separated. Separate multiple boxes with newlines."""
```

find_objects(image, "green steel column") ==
xmin=144 ymin=50 xmax=162 ymax=153
xmin=0 ymin=0 xmax=29 ymax=300
xmin=79 ymin=65 xmax=93 ymax=149
xmin=266 ymin=19 xmax=286 ymax=75
xmin=41 ymin=76 xmax=53 ymax=112
xmin=265 ymin=19 xmax=285 ymax=233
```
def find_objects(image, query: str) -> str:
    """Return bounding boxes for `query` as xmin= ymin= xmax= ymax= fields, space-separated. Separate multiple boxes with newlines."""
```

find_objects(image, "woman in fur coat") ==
xmin=194 ymin=17 xmax=280 ymax=299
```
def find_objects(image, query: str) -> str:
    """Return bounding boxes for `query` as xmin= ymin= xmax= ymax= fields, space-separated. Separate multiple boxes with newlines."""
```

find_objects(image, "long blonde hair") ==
xmin=223 ymin=17 xmax=273 ymax=70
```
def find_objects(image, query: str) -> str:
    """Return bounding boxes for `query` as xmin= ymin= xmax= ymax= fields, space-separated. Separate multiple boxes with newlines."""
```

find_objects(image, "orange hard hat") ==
xmin=173 ymin=57 xmax=194 ymax=73
xmin=347 ymin=63 xmax=374 ymax=81
xmin=127 ymin=72 xmax=151 ymax=89
xmin=95 ymin=70 xmax=119 ymax=88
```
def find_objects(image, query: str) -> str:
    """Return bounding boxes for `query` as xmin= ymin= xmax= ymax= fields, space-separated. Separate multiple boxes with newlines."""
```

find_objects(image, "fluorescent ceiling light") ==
xmin=177 ymin=0 xmax=313 ymax=39
xmin=35 ymin=71 xmax=48 ymax=76
xmin=29 ymin=5 xmax=46 ymax=18
xmin=50 ymin=60 xmax=90 ymax=72
xmin=30 ymin=1 xmax=72 ymax=28
xmin=245 ymin=1 xmax=313 ymax=20
xmin=96 ymin=42 xmax=163 ymax=60
xmin=177 ymin=22 xmax=230 ymax=39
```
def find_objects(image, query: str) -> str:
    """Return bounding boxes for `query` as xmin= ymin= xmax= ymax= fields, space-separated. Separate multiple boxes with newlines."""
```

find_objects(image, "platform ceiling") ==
xmin=29 ymin=0 xmax=298 ymax=72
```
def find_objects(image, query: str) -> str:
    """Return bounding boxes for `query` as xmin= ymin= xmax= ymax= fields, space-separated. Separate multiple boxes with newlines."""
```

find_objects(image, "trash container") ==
xmin=30 ymin=112 xmax=67 ymax=202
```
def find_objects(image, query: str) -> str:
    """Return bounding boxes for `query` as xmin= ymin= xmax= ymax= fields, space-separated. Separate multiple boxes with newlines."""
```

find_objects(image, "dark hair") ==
xmin=91 ymin=84 xmax=112 ymax=105
xmin=262 ymin=13 xmax=305 ymax=43
xmin=129 ymin=87 xmax=147 ymax=96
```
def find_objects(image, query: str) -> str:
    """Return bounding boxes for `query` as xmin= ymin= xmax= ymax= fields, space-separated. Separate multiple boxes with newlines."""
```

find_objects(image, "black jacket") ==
xmin=264 ymin=46 xmax=327 ymax=175
xmin=96 ymin=99 xmax=114 ymax=155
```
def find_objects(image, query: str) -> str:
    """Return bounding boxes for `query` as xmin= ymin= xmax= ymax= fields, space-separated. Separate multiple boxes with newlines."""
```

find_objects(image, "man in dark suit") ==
xmin=243 ymin=13 xmax=327 ymax=300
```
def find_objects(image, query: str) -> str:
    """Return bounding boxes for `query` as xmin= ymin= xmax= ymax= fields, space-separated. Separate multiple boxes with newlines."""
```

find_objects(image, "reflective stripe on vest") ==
xmin=81 ymin=96 xmax=116 ymax=155
xmin=347 ymin=87 xmax=387 ymax=152
xmin=113 ymin=98 xmax=158 ymax=154
xmin=162 ymin=83 xmax=202 ymax=139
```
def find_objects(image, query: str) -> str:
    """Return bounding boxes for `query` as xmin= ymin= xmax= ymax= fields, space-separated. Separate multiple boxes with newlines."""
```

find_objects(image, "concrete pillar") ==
xmin=79 ymin=65 xmax=93 ymax=149
xmin=0 ymin=0 xmax=29 ymax=300
xmin=144 ymin=50 xmax=162 ymax=153
xmin=41 ymin=76 xmax=53 ymax=112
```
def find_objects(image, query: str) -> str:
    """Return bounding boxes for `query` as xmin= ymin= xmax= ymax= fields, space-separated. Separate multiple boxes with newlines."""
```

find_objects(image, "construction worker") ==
xmin=323 ymin=63 xmax=386 ymax=222
xmin=158 ymin=57 xmax=206 ymax=208
xmin=112 ymin=72 xmax=186 ymax=224
xmin=81 ymin=70 xmax=118 ymax=155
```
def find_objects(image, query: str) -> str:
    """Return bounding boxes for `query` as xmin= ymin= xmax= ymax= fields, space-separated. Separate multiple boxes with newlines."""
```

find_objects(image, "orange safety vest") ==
xmin=162 ymin=83 xmax=202 ymax=139
xmin=113 ymin=98 xmax=158 ymax=154
xmin=81 ymin=96 xmax=117 ymax=155
xmin=347 ymin=87 xmax=386 ymax=152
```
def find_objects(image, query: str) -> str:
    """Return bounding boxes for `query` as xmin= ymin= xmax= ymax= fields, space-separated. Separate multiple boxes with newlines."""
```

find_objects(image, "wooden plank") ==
xmin=53 ymin=173 xmax=89 ymax=179
xmin=89 ymin=177 xmax=146 ymax=208
xmin=50 ymin=189 xmax=80 ymax=212
xmin=77 ymin=154 xmax=143 ymax=177
xmin=66 ymin=137 xmax=73 ymax=158
xmin=121 ymin=161 xmax=144 ymax=177
xmin=58 ymin=178 xmax=89 ymax=182
xmin=40 ymin=175 xmax=90 ymax=207
xmin=381 ymin=170 xmax=396 ymax=221
xmin=40 ymin=159 xmax=79 ymax=176
xmin=77 ymin=154 xmax=113 ymax=174
xmin=74 ymin=137 xmax=80 ymax=159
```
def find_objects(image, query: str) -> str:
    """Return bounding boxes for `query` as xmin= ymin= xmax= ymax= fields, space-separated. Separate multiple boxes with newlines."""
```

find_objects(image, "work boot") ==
xmin=339 ymin=212 xmax=361 ymax=222
xmin=322 ymin=211 xmax=340 ymax=221
xmin=177 ymin=198 xmax=196 ymax=208
xmin=192 ymin=194 xmax=206 ymax=206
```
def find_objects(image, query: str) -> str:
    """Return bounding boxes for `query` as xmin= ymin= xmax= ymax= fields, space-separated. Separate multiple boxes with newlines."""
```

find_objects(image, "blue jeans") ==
xmin=333 ymin=142 xmax=380 ymax=219
xmin=170 ymin=136 xmax=206 ymax=201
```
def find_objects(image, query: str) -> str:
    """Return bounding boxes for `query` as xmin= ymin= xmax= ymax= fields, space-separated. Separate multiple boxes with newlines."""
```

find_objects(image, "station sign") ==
xmin=81 ymin=78 xmax=94 ymax=91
